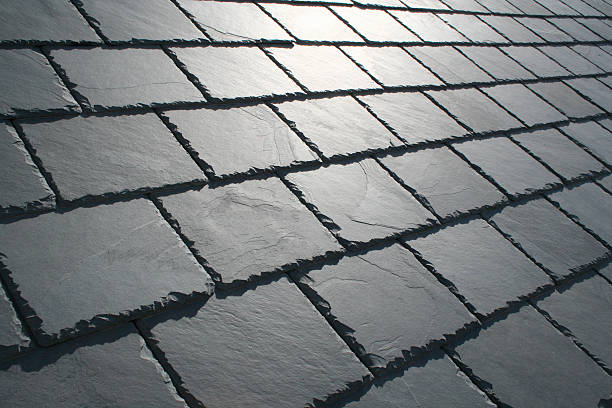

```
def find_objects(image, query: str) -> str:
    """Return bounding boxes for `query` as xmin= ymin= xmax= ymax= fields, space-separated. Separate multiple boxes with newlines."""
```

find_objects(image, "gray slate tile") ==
xmin=565 ymin=77 xmax=612 ymax=112
xmin=509 ymin=0 xmax=553 ymax=14
xmin=401 ymin=0 xmax=450 ymax=9
xmin=286 ymin=159 xmax=436 ymax=244
xmin=389 ymin=11 xmax=468 ymax=42
xmin=381 ymin=147 xmax=506 ymax=219
xmin=358 ymin=92 xmax=467 ymax=144
xmin=457 ymin=46 xmax=535 ymax=81
xmin=0 ymin=199 xmax=213 ymax=345
xmin=560 ymin=121 xmax=612 ymax=165
xmin=599 ymin=262 xmax=612 ymax=280
xmin=293 ymin=244 xmax=476 ymax=367
xmin=161 ymin=106 xmax=317 ymax=178
xmin=439 ymin=14 xmax=509 ymax=43
xmin=159 ymin=177 xmax=341 ymax=284
xmin=489 ymin=199 xmax=609 ymax=279
xmin=353 ymin=0 xmax=406 ymax=7
xmin=0 ymin=325 xmax=188 ymax=408
xmin=441 ymin=0 xmax=489 ymax=12
xmin=527 ymin=81 xmax=603 ymax=119
xmin=330 ymin=7 xmax=420 ymax=42
xmin=599 ymin=173 xmax=612 ymax=193
xmin=171 ymin=46 xmax=301 ymax=100
xmin=454 ymin=137 xmax=561 ymax=197
xmin=0 ymin=49 xmax=80 ymax=117
xmin=0 ymin=287 xmax=29 ymax=361
xmin=479 ymin=0 xmax=522 ymax=13
xmin=274 ymin=96 xmax=400 ymax=158
xmin=49 ymin=47 xmax=204 ymax=110
xmin=0 ymin=122 xmax=54 ymax=213
xmin=20 ymin=113 xmax=204 ymax=202
xmin=500 ymin=46 xmax=570 ymax=77
xmin=539 ymin=45 xmax=603 ymax=75
xmin=536 ymin=0 xmax=579 ymax=15
xmin=577 ymin=18 xmax=612 ymax=40
xmin=562 ymin=0 xmax=604 ymax=16
xmin=140 ymin=276 xmax=369 ymax=408
xmin=549 ymin=18 xmax=603 ymax=41
xmin=571 ymin=45 xmax=612 ymax=71
xmin=406 ymin=46 xmax=493 ymax=85
xmin=478 ymin=16 xmax=544 ymax=43
xmin=517 ymin=17 xmax=573 ymax=42
xmin=451 ymin=305 xmax=612 ymax=408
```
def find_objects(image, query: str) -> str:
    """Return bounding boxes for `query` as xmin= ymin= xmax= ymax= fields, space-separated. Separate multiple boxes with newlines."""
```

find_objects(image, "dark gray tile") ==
xmin=408 ymin=219 xmax=552 ymax=316
xmin=389 ymin=11 xmax=468 ymax=42
xmin=159 ymin=177 xmax=341 ymax=284
xmin=599 ymin=173 xmax=612 ymax=192
xmin=406 ymin=46 xmax=493 ymax=84
xmin=286 ymin=159 xmax=436 ymax=244
xmin=571 ymin=45 xmax=612 ymax=71
xmin=539 ymin=45 xmax=603 ymax=75
xmin=353 ymin=0 xmax=406 ymax=7
xmin=516 ymin=17 xmax=574 ymax=42
xmin=563 ymin=0 xmax=604 ymax=16
xmin=577 ymin=18 xmax=612 ymax=40
xmin=587 ymin=0 xmax=612 ymax=15
xmin=0 ymin=199 xmax=213 ymax=345
xmin=599 ymin=262 xmax=612 ymax=280
xmin=49 ymin=47 xmax=204 ymax=110
xmin=161 ymin=106 xmax=317 ymax=177
xmin=565 ymin=77 xmax=612 ymax=112
xmin=358 ymin=92 xmax=467 ymax=144
xmin=331 ymin=7 xmax=420 ymax=42
xmin=140 ymin=276 xmax=369 ymax=408
xmin=439 ymin=14 xmax=509 ymax=43
xmin=0 ymin=49 xmax=80 ymax=117
xmin=479 ymin=16 xmax=544 ymax=43
xmin=489 ymin=199 xmax=609 ymax=279
xmin=441 ymin=0 xmax=489 ymax=12
xmin=510 ymin=0 xmax=553 ymax=14
xmin=20 ymin=113 xmax=203 ymax=202
xmin=0 ymin=325 xmax=188 ymax=408
xmin=454 ymin=137 xmax=561 ymax=197
xmin=527 ymin=81 xmax=603 ymax=119
xmin=457 ymin=46 xmax=535 ymax=80
xmin=560 ymin=121 xmax=612 ymax=165
xmin=549 ymin=18 xmax=603 ymax=41
xmin=0 ymin=287 xmax=29 ymax=361
xmin=501 ymin=46 xmax=570 ymax=77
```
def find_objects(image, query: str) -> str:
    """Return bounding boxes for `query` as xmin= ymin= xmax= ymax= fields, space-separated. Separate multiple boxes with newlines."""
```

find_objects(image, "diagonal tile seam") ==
xmin=67 ymin=0 xmax=111 ymax=45
xmin=563 ymin=78 xmax=611 ymax=113
xmin=167 ymin=0 xmax=215 ymax=43
xmin=556 ymin=121 xmax=612 ymax=170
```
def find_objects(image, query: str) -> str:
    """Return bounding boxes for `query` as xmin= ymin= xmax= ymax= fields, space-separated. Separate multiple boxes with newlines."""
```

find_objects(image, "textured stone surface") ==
xmin=599 ymin=173 xmax=612 ymax=193
xmin=565 ymin=77 xmax=612 ymax=112
xmin=401 ymin=0 xmax=450 ymax=9
xmin=274 ymin=96 xmax=400 ymax=158
xmin=536 ymin=0 xmax=578 ymax=14
xmin=563 ymin=0 xmax=604 ymax=15
xmin=578 ymin=18 xmax=612 ymax=40
xmin=408 ymin=219 xmax=552 ymax=317
xmin=389 ymin=12 xmax=467 ymax=42
xmin=539 ymin=46 xmax=603 ymax=75
xmin=527 ymin=81 xmax=603 ymax=118
xmin=441 ymin=0 xmax=488 ymax=12
xmin=406 ymin=46 xmax=493 ymax=84
xmin=20 ymin=113 xmax=203 ymax=201
xmin=161 ymin=106 xmax=317 ymax=177
xmin=510 ymin=0 xmax=552 ymax=14
xmin=0 ymin=199 xmax=213 ymax=345
xmin=560 ymin=121 xmax=612 ymax=165
xmin=140 ymin=276 xmax=369 ymax=408
xmin=516 ymin=17 xmax=573 ymax=42
xmin=358 ymin=92 xmax=467 ymax=144
xmin=286 ymin=159 xmax=435 ymax=244
xmin=479 ymin=15 xmax=544 ymax=43
xmin=331 ymin=8 xmax=419 ymax=43
xmin=438 ymin=14 xmax=508 ymax=43
xmin=0 ymin=325 xmax=187 ymax=407
xmin=571 ymin=45 xmax=612 ymax=70
xmin=0 ymin=49 xmax=80 ymax=117
xmin=159 ymin=177 xmax=341 ymax=284
xmin=452 ymin=306 xmax=612 ymax=408
xmin=293 ymin=244 xmax=476 ymax=367
xmin=457 ymin=47 xmax=535 ymax=81
xmin=550 ymin=18 xmax=603 ymax=41
xmin=50 ymin=47 xmax=203 ymax=110
xmin=478 ymin=0 xmax=521 ymax=13
xmin=599 ymin=262 xmax=612 ymax=280
xmin=500 ymin=46 xmax=570 ymax=77
xmin=0 ymin=287 xmax=29 ymax=360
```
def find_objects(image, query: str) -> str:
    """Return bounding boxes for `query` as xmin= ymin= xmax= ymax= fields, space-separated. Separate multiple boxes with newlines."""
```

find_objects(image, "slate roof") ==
xmin=0 ymin=0 xmax=611 ymax=406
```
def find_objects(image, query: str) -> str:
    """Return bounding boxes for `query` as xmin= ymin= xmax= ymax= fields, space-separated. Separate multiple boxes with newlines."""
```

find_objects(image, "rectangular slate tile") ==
xmin=406 ymin=46 xmax=494 ymax=85
xmin=161 ymin=106 xmax=317 ymax=178
xmin=0 ymin=122 xmax=54 ymax=213
xmin=451 ymin=305 xmax=612 ymax=408
xmin=19 ymin=113 xmax=204 ymax=202
xmin=535 ymin=0 xmax=580 ymax=15
xmin=565 ymin=77 xmax=612 ymax=112
xmin=563 ymin=0 xmax=604 ymax=16
xmin=293 ymin=244 xmax=476 ymax=368
xmin=0 ymin=49 xmax=80 ymax=117
xmin=273 ymin=96 xmax=401 ymax=159
xmin=438 ymin=14 xmax=509 ymax=43
xmin=539 ymin=45 xmax=603 ymax=75
xmin=330 ymin=7 xmax=420 ymax=42
xmin=509 ymin=0 xmax=553 ymax=14
xmin=586 ymin=0 xmax=612 ymax=15
xmin=516 ymin=17 xmax=574 ymax=42
xmin=358 ymin=92 xmax=468 ymax=144
xmin=599 ymin=173 xmax=612 ymax=193
xmin=0 ymin=199 xmax=213 ymax=345
xmin=479 ymin=0 xmax=522 ymax=14
xmin=527 ymin=81 xmax=603 ymax=119
xmin=599 ymin=262 xmax=612 ymax=280
xmin=341 ymin=46 xmax=442 ymax=88
xmin=388 ymin=11 xmax=468 ymax=42
xmin=426 ymin=88 xmax=522 ymax=133
xmin=479 ymin=16 xmax=544 ymax=43
xmin=577 ymin=18 xmax=612 ymax=40
xmin=285 ymin=159 xmax=436 ymax=244
xmin=441 ymin=0 xmax=489 ymax=12
xmin=381 ymin=147 xmax=506 ymax=219
xmin=454 ymin=137 xmax=561 ymax=197
xmin=268 ymin=45 xmax=380 ymax=92
xmin=457 ymin=46 xmax=535 ymax=80
xmin=0 ymin=325 xmax=187 ymax=408
xmin=0 ymin=287 xmax=29 ymax=361
xmin=560 ymin=121 xmax=612 ymax=165
xmin=500 ymin=46 xmax=570 ymax=77
xmin=571 ymin=45 xmax=612 ymax=71
xmin=171 ymin=46 xmax=301 ymax=100
xmin=401 ymin=0 xmax=450 ymax=9
xmin=49 ymin=47 xmax=204 ymax=110
xmin=140 ymin=276 xmax=369 ymax=408
xmin=488 ymin=198 xmax=609 ymax=279
xmin=549 ymin=18 xmax=603 ymax=41
xmin=407 ymin=219 xmax=552 ymax=317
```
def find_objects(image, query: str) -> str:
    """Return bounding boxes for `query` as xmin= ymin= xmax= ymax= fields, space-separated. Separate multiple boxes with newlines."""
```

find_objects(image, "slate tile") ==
xmin=587 ymin=0 xmax=612 ymax=15
xmin=577 ymin=18 xmax=612 ymax=40
xmin=535 ymin=0 xmax=580 ymax=15
xmin=516 ymin=17 xmax=574 ymax=42
xmin=438 ymin=14 xmax=509 ymax=43
xmin=140 ymin=276 xmax=369 ymax=408
xmin=562 ymin=0 xmax=604 ymax=16
xmin=479 ymin=16 xmax=544 ymax=43
xmin=273 ymin=96 xmax=400 ymax=158
xmin=426 ymin=88 xmax=522 ymax=133
xmin=0 ymin=325 xmax=188 ymax=408
xmin=560 ymin=121 xmax=612 ymax=165
xmin=599 ymin=262 xmax=612 ymax=280
xmin=268 ymin=45 xmax=380 ymax=92
xmin=500 ymin=46 xmax=570 ymax=77
xmin=441 ymin=0 xmax=489 ymax=12
xmin=408 ymin=219 xmax=552 ymax=316
xmin=539 ymin=45 xmax=603 ymax=75
xmin=263 ymin=4 xmax=361 ymax=42
xmin=330 ymin=7 xmax=420 ymax=42
xmin=341 ymin=46 xmax=442 ymax=88
xmin=0 ymin=287 xmax=29 ymax=361
xmin=0 ymin=122 xmax=54 ymax=213
xmin=527 ymin=81 xmax=603 ymax=118
xmin=454 ymin=137 xmax=561 ymax=196
xmin=381 ymin=147 xmax=506 ymax=218
xmin=599 ymin=117 xmax=612 ymax=133
xmin=358 ymin=92 xmax=467 ymax=144
xmin=49 ymin=47 xmax=204 ymax=110
xmin=571 ymin=45 xmax=612 ymax=71
xmin=565 ymin=77 xmax=612 ymax=112
xmin=489 ymin=199 xmax=609 ymax=279
xmin=159 ymin=177 xmax=341 ymax=284
xmin=480 ymin=0 xmax=523 ymax=13
xmin=481 ymin=84 xmax=566 ymax=127
xmin=177 ymin=0 xmax=291 ymax=42
xmin=293 ymin=243 xmax=476 ymax=368
xmin=76 ymin=0 xmax=204 ymax=42
xmin=353 ymin=0 xmax=407 ymax=7
xmin=285 ymin=159 xmax=436 ymax=244
xmin=406 ymin=46 xmax=493 ymax=85
xmin=549 ymin=18 xmax=603 ymax=41
xmin=388 ymin=11 xmax=468 ymax=42
xmin=20 ymin=113 xmax=203 ymax=202
xmin=457 ymin=46 xmax=535 ymax=80
xmin=401 ymin=0 xmax=450 ymax=9
xmin=161 ymin=106 xmax=317 ymax=178
xmin=0 ymin=49 xmax=80 ymax=117
xmin=598 ymin=173 xmax=612 ymax=193
xmin=0 ymin=0 xmax=99 ymax=44
xmin=548 ymin=183 xmax=612 ymax=244
xmin=454 ymin=305 xmax=612 ymax=407
xmin=510 ymin=0 xmax=553 ymax=14
xmin=0 ymin=199 xmax=213 ymax=345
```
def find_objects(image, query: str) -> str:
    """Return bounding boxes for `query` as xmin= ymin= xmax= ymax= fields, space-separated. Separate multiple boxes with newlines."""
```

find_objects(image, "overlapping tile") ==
xmin=331 ymin=7 xmax=420 ymax=42
xmin=406 ymin=46 xmax=494 ymax=84
xmin=526 ymin=81 xmax=603 ymax=118
xmin=438 ymin=14 xmax=508 ymax=43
